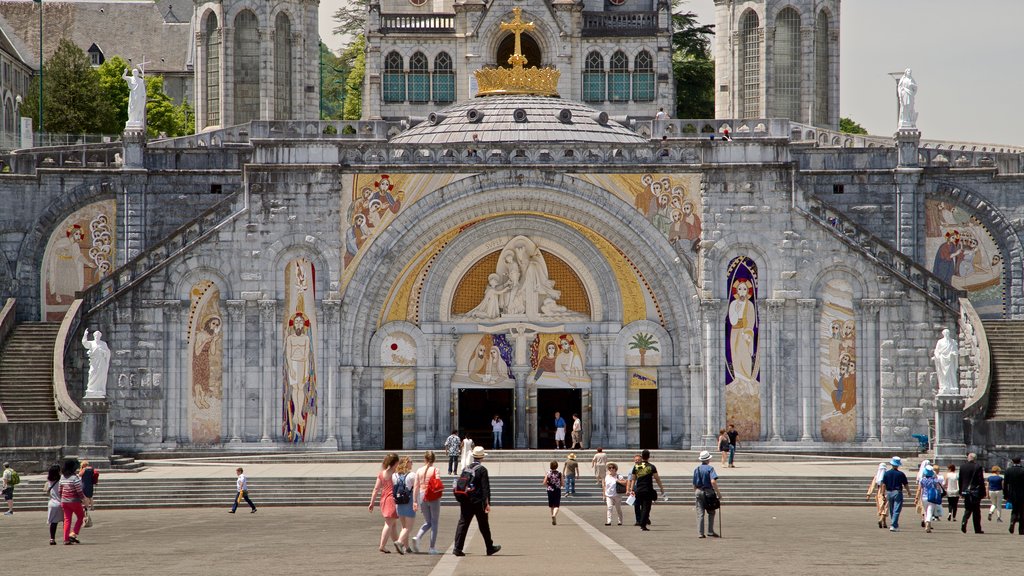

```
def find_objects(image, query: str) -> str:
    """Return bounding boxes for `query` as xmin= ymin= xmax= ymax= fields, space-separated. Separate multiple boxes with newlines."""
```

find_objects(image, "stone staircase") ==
xmin=982 ymin=320 xmax=1024 ymax=419
xmin=0 ymin=322 xmax=61 ymax=421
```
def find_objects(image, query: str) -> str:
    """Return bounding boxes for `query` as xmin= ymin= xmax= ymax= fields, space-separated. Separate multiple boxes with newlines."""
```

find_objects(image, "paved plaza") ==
xmin=2 ymin=502 xmax=1021 ymax=575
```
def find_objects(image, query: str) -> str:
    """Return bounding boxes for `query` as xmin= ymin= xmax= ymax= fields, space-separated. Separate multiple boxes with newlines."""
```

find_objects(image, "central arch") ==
xmin=496 ymin=32 xmax=541 ymax=68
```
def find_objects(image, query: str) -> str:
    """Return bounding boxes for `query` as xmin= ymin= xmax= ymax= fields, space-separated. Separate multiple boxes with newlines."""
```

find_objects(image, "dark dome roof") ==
xmin=390 ymin=95 xmax=647 ymax=146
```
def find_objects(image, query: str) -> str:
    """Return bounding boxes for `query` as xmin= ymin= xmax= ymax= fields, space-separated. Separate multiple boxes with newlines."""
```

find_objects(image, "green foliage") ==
xmin=22 ymin=38 xmax=114 ymax=133
xmin=321 ymin=43 xmax=348 ymax=120
xmin=333 ymin=0 xmax=368 ymax=39
xmin=672 ymin=7 xmax=716 ymax=119
xmin=97 ymin=57 xmax=194 ymax=137
xmin=341 ymin=36 xmax=366 ymax=121
xmin=628 ymin=333 xmax=660 ymax=352
xmin=840 ymin=117 xmax=869 ymax=135
xmin=97 ymin=56 xmax=131 ymax=132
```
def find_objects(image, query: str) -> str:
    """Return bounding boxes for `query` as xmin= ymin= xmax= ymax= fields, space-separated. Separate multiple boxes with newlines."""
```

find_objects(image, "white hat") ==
xmin=472 ymin=446 xmax=487 ymax=459
xmin=698 ymin=450 xmax=713 ymax=462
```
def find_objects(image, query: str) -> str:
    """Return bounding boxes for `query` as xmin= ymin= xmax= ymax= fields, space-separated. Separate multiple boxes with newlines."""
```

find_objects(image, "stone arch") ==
xmin=704 ymin=238 xmax=775 ymax=302
xmin=340 ymin=173 xmax=700 ymax=368
xmin=481 ymin=9 xmax=557 ymax=69
xmin=610 ymin=319 xmax=674 ymax=368
xmin=808 ymin=265 xmax=871 ymax=301
xmin=368 ymin=321 xmax=433 ymax=368
xmin=264 ymin=233 xmax=339 ymax=299
xmin=169 ymin=259 xmax=233 ymax=301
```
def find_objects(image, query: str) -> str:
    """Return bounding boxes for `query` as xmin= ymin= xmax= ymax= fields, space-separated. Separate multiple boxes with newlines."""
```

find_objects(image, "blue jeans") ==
xmin=727 ymin=444 xmax=736 ymax=465
xmin=492 ymin=431 xmax=502 ymax=449
xmin=566 ymin=475 xmax=576 ymax=494
xmin=886 ymin=490 xmax=904 ymax=528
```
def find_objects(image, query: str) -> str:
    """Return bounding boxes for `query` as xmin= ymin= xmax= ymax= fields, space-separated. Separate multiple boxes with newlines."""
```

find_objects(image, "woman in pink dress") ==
xmin=368 ymin=453 xmax=402 ymax=554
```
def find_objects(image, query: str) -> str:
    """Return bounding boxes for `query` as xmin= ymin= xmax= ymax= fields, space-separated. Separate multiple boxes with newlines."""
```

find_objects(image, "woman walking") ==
xmin=718 ymin=429 xmax=730 ymax=465
xmin=591 ymin=448 xmax=608 ymax=488
xmin=43 ymin=465 xmax=62 ymax=545
xmin=945 ymin=463 xmax=960 ymax=522
xmin=393 ymin=456 xmax=417 ymax=553
xmin=988 ymin=466 xmax=1004 ymax=522
xmin=866 ymin=462 xmax=889 ymax=529
xmin=413 ymin=451 xmax=442 ymax=554
xmin=368 ymin=453 xmax=402 ymax=554
xmin=604 ymin=462 xmax=626 ymax=526
xmin=919 ymin=465 xmax=944 ymax=533
xmin=58 ymin=459 xmax=85 ymax=545
xmin=915 ymin=459 xmax=931 ymax=527
xmin=543 ymin=461 xmax=563 ymax=525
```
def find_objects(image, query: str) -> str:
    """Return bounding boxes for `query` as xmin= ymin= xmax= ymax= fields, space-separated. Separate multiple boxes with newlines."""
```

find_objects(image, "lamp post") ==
xmin=33 ymin=0 xmax=42 ymax=132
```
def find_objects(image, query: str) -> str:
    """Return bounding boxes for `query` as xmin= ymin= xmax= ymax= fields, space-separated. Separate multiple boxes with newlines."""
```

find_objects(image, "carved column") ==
xmin=163 ymin=300 xmax=185 ymax=446
xmin=194 ymin=30 xmax=206 ymax=131
xmin=352 ymin=366 xmax=365 ymax=448
xmin=220 ymin=26 xmax=234 ymax=126
xmin=415 ymin=366 xmax=434 ymax=448
xmin=700 ymin=299 xmax=723 ymax=446
xmin=322 ymin=300 xmax=340 ymax=446
xmin=514 ymin=367 xmax=531 ymax=448
xmin=338 ymin=365 xmax=354 ymax=450
xmin=225 ymin=300 xmax=245 ymax=444
xmin=765 ymin=299 xmax=785 ymax=442
xmin=688 ymin=363 xmax=703 ymax=449
xmin=861 ymin=298 xmax=885 ymax=442
xmin=590 ymin=365 xmax=608 ymax=449
xmin=797 ymin=299 xmax=817 ymax=442
xmin=258 ymin=299 xmax=277 ymax=443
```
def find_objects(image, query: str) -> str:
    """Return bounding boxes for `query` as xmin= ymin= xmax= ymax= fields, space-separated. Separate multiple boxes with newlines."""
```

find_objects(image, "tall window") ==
xmin=740 ymin=10 xmax=761 ymax=119
xmin=204 ymin=13 xmax=220 ymax=127
xmin=632 ymin=50 xmax=655 ymax=102
xmin=814 ymin=11 xmax=830 ymax=126
xmin=274 ymin=13 xmax=292 ymax=120
xmin=582 ymin=51 xmax=605 ymax=103
xmin=608 ymin=50 xmax=629 ymax=102
xmin=383 ymin=52 xmax=405 ymax=103
xmin=408 ymin=52 xmax=429 ymax=103
xmin=433 ymin=52 xmax=455 ymax=104
xmin=233 ymin=10 xmax=260 ymax=124
xmin=772 ymin=8 xmax=801 ymax=122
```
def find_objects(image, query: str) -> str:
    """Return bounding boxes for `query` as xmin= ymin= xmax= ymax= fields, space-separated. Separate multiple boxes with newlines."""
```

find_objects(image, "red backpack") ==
xmin=423 ymin=467 xmax=444 ymax=502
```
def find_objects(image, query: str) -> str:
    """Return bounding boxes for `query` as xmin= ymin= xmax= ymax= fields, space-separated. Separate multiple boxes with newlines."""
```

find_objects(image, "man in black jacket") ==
xmin=452 ymin=446 xmax=501 ymax=557
xmin=958 ymin=452 xmax=987 ymax=534
xmin=1004 ymin=456 xmax=1024 ymax=535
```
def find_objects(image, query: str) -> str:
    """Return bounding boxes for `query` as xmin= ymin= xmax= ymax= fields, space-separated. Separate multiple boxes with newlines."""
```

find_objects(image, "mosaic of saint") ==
xmin=282 ymin=258 xmax=318 ymax=442
xmin=187 ymin=280 xmax=223 ymax=444
xmin=530 ymin=333 xmax=590 ymax=388
xmin=452 ymin=333 xmax=515 ymax=387
xmin=724 ymin=256 xmax=760 ymax=440
xmin=818 ymin=279 xmax=856 ymax=442
xmin=924 ymin=200 xmax=1005 ymax=318
xmin=40 ymin=200 xmax=116 ymax=321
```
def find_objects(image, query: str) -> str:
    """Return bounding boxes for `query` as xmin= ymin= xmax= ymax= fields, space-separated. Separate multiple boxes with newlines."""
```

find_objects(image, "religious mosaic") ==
xmin=624 ymin=326 xmax=661 ymax=390
xmin=924 ymin=200 xmax=1005 ymax=318
xmin=381 ymin=331 xmax=416 ymax=391
xmin=725 ymin=256 xmax=760 ymax=441
xmin=282 ymin=258 xmax=318 ymax=442
xmin=452 ymin=333 xmax=515 ymax=387
xmin=187 ymin=280 xmax=223 ymax=444
xmin=40 ymin=200 xmax=116 ymax=321
xmin=530 ymin=333 xmax=590 ymax=388
xmin=818 ymin=279 xmax=856 ymax=442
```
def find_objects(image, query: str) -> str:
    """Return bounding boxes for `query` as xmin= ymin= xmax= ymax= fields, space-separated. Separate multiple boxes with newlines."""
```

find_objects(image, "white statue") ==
xmin=933 ymin=328 xmax=959 ymax=395
xmin=122 ymin=67 xmax=146 ymax=129
xmin=897 ymin=68 xmax=917 ymax=129
xmin=82 ymin=329 xmax=111 ymax=398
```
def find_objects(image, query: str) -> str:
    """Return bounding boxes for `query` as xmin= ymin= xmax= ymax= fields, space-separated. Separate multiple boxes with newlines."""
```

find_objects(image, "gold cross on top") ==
xmin=500 ymin=7 xmax=535 ymax=68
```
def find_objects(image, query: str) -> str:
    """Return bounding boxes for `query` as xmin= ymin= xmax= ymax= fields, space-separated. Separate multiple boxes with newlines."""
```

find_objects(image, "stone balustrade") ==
xmin=378 ymin=13 xmax=455 ymax=33
xmin=582 ymin=11 xmax=660 ymax=36
xmin=5 ymin=142 xmax=123 ymax=174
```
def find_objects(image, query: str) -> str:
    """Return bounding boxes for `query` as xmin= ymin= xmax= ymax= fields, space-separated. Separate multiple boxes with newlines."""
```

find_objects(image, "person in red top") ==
xmin=368 ymin=453 xmax=401 ymax=554
xmin=58 ymin=459 xmax=86 ymax=545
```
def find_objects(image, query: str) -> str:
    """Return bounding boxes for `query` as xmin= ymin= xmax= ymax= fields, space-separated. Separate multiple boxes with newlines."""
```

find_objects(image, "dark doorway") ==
xmin=537 ymin=388 xmax=582 ymax=449
xmin=639 ymin=389 xmax=659 ymax=449
xmin=458 ymin=388 xmax=514 ymax=449
xmin=384 ymin=389 xmax=403 ymax=450
xmin=496 ymin=32 xmax=542 ymax=68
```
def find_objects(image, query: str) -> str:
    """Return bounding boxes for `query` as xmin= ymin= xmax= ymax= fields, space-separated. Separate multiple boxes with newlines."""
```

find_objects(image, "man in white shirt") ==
xmin=230 ymin=467 xmax=257 ymax=514
xmin=571 ymin=414 xmax=583 ymax=450
xmin=491 ymin=415 xmax=504 ymax=449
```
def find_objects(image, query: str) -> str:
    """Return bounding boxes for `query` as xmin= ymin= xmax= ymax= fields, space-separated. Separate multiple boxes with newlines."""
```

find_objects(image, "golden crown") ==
xmin=474 ymin=8 xmax=560 ymax=97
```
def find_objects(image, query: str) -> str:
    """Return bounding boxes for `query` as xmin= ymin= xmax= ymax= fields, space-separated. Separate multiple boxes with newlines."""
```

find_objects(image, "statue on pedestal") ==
xmin=932 ymin=328 xmax=959 ymax=395
xmin=897 ymin=68 xmax=918 ymax=130
xmin=122 ymin=67 xmax=146 ymax=130
xmin=82 ymin=329 xmax=111 ymax=398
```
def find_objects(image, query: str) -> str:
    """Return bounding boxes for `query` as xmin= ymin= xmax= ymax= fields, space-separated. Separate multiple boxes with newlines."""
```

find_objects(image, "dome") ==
xmin=389 ymin=95 xmax=648 ymax=146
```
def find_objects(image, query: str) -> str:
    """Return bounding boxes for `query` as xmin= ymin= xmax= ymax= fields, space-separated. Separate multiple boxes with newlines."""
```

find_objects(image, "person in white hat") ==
xmin=693 ymin=451 xmax=721 ymax=538
xmin=452 ymin=446 xmax=501 ymax=557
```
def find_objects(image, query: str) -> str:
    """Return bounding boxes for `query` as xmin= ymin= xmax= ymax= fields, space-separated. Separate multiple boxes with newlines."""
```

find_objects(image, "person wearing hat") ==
xmin=881 ymin=456 xmax=911 ymax=532
xmin=562 ymin=453 xmax=579 ymax=496
xmin=918 ymin=465 xmax=944 ymax=533
xmin=693 ymin=451 xmax=721 ymax=538
xmin=452 ymin=446 xmax=501 ymax=557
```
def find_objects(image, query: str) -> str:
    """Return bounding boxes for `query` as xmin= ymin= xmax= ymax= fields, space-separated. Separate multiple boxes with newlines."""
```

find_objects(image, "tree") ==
xmin=628 ymin=333 xmax=660 ymax=367
xmin=341 ymin=36 xmax=366 ymax=121
xmin=332 ymin=0 xmax=368 ymax=39
xmin=97 ymin=57 xmax=194 ymax=137
xmin=672 ymin=6 xmax=716 ymax=119
xmin=22 ymin=38 xmax=114 ymax=133
xmin=320 ymin=43 xmax=348 ymax=120
xmin=840 ymin=117 xmax=869 ymax=135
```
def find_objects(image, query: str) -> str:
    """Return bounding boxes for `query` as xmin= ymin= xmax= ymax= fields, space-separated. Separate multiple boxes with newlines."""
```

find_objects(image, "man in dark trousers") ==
xmin=726 ymin=424 xmax=738 ymax=468
xmin=1003 ymin=456 xmax=1024 ymax=535
xmin=452 ymin=446 xmax=500 ymax=557
xmin=627 ymin=449 xmax=664 ymax=531
xmin=957 ymin=452 xmax=987 ymax=534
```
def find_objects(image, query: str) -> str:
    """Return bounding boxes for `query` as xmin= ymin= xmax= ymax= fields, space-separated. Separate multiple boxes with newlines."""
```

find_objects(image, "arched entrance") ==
xmin=497 ymin=32 xmax=541 ymax=68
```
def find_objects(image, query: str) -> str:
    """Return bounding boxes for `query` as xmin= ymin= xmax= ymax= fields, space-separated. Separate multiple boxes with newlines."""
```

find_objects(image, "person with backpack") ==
xmin=413 ymin=450 xmax=444 ymax=554
xmin=693 ymin=451 xmax=721 ymax=538
xmin=604 ymin=462 xmax=627 ymax=526
xmin=452 ymin=446 xmax=500 ymax=557
xmin=627 ymin=449 xmax=664 ymax=531
xmin=918 ymin=465 xmax=944 ymax=533
xmin=368 ymin=453 xmax=402 ymax=554
xmin=543 ymin=461 xmax=563 ymax=525
xmin=393 ymin=456 xmax=417 ymax=554
xmin=2 ymin=461 xmax=17 ymax=515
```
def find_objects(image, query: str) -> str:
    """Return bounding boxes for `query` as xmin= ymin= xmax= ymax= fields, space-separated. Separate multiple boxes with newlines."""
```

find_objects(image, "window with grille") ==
xmin=740 ymin=10 xmax=760 ymax=119
xmin=205 ymin=14 xmax=220 ymax=127
xmin=274 ymin=13 xmax=292 ymax=120
xmin=408 ymin=52 xmax=430 ymax=103
xmin=582 ymin=51 xmax=605 ymax=103
xmin=814 ymin=11 xmax=830 ymax=125
xmin=772 ymin=8 xmax=801 ymax=121
xmin=233 ymin=10 xmax=260 ymax=125
xmin=608 ymin=50 xmax=629 ymax=102
xmin=383 ymin=52 xmax=405 ymax=103
xmin=433 ymin=52 xmax=455 ymax=104
xmin=632 ymin=50 xmax=654 ymax=102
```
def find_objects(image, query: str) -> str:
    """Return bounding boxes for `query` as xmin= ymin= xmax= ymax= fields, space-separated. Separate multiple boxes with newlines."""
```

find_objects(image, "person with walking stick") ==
xmin=693 ymin=451 xmax=721 ymax=538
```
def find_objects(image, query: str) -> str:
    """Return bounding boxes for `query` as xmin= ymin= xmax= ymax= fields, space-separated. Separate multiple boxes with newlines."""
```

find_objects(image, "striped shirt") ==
xmin=59 ymin=475 xmax=84 ymax=503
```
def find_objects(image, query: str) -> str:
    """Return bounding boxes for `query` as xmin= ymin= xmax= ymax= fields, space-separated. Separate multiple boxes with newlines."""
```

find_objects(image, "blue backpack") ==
xmin=393 ymin=473 xmax=411 ymax=504
xmin=924 ymin=479 xmax=944 ymax=505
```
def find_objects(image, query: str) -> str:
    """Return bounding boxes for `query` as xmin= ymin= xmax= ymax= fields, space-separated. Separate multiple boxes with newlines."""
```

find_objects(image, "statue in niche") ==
xmin=82 ymin=329 xmax=110 ymax=398
xmin=897 ymin=68 xmax=918 ymax=129
xmin=933 ymin=328 xmax=959 ymax=395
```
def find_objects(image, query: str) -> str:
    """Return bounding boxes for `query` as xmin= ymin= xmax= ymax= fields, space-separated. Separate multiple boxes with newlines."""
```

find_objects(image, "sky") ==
xmin=318 ymin=0 xmax=1024 ymax=145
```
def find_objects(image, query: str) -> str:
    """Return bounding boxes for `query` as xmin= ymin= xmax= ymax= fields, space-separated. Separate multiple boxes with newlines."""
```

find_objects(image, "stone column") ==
xmin=194 ymin=30 xmax=206 ymax=130
xmin=607 ymin=368 xmax=627 ymax=448
xmin=514 ymin=366 xmax=530 ymax=448
xmin=894 ymin=129 xmax=923 ymax=259
xmin=322 ymin=300 xmax=340 ymax=446
xmin=934 ymin=393 xmax=967 ymax=463
xmin=79 ymin=398 xmax=111 ymax=466
xmin=860 ymin=299 xmax=885 ymax=442
xmin=163 ymin=300 xmax=185 ymax=446
xmin=225 ymin=299 xmax=245 ymax=444
xmin=258 ymin=27 xmax=273 ymax=120
xmin=765 ymin=299 xmax=785 ymax=442
xmin=688 ymin=363 xmax=703 ymax=449
xmin=415 ymin=366 xmax=434 ymax=448
xmin=797 ymin=299 xmax=817 ymax=442
xmin=590 ymin=364 xmax=608 ymax=449
xmin=338 ymin=365 xmax=354 ymax=450
xmin=700 ymin=299 xmax=723 ymax=446
xmin=258 ymin=299 xmax=277 ymax=443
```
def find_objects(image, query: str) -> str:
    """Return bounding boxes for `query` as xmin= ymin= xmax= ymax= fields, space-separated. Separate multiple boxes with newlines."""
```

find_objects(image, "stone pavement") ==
xmin=2 ymin=504 xmax=1021 ymax=575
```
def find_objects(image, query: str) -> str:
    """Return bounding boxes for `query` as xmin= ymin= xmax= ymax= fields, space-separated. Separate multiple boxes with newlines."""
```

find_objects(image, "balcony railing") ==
xmin=582 ymin=11 xmax=660 ymax=36
xmin=379 ymin=13 xmax=455 ymax=34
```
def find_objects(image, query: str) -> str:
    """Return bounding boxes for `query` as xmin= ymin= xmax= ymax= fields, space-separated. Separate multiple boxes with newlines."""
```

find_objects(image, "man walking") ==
xmin=958 ymin=452 xmax=987 ymax=534
xmin=693 ymin=451 xmax=721 ymax=538
xmin=1 ymin=462 xmax=14 ymax=515
xmin=491 ymin=415 xmax=503 ymax=449
xmin=229 ymin=467 xmax=257 ymax=514
xmin=881 ymin=456 xmax=910 ymax=532
xmin=444 ymin=430 xmax=461 ymax=474
xmin=452 ymin=446 xmax=500 ymax=557
xmin=1004 ymin=456 xmax=1024 ymax=535
xmin=554 ymin=412 xmax=566 ymax=450
xmin=726 ymin=424 xmax=738 ymax=468
xmin=627 ymin=449 xmax=664 ymax=531
xmin=571 ymin=414 xmax=583 ymax=450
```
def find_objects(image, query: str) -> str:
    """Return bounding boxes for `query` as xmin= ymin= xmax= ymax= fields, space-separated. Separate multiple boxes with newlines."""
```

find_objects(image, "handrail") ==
xmin=0 ymin=297 xmax=14 ymax=423
xmin=53 ymin=299 xmax=84 ymax=422
xmin=960 ymin=298 xmax=990 ymax=417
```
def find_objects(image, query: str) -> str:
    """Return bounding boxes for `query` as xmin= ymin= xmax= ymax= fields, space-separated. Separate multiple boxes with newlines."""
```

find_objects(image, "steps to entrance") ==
xmin=0 ymin=322 xmax=61 ymax=422
xmin=982 ymin=320 xmax=1024 ymax=420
